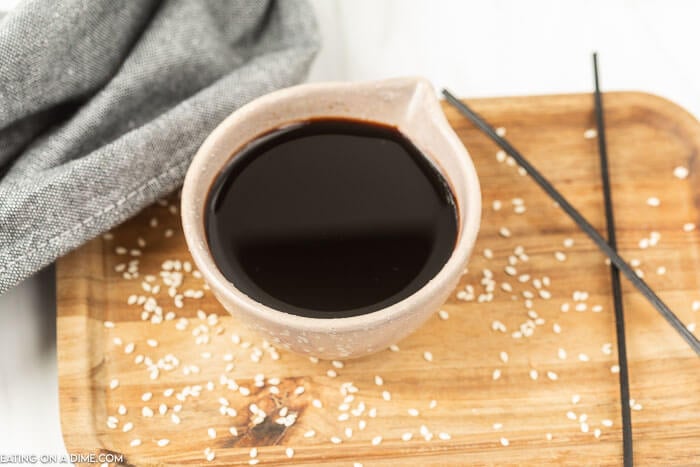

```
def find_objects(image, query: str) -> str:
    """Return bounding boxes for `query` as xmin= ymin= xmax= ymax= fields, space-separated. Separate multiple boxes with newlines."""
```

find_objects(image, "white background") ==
xmin=1 ymin=0 xmax=700 ymax=459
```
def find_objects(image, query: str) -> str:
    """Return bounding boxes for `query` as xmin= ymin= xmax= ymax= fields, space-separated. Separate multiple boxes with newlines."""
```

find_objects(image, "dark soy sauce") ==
xmin=206 ymin=119 xmax=458 ymax=318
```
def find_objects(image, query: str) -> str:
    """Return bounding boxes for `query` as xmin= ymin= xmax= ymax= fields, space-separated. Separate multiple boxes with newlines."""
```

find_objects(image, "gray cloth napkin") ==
xmin=0 ymin=0 xmax=319 ymax=294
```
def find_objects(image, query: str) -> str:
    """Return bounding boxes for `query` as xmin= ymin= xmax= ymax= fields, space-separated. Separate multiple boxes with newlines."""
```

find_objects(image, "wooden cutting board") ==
xmin=57 ymin=92 xmax=700 ymax=466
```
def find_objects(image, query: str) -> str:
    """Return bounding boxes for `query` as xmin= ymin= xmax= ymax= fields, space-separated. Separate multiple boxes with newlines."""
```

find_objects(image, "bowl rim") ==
xmin=181 ymin=76 xmax=481 ymax=333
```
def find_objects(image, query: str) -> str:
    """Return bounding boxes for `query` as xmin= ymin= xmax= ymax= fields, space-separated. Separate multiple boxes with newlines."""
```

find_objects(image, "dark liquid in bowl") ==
xmin=206 ymin=119 xmax=458 ymax=318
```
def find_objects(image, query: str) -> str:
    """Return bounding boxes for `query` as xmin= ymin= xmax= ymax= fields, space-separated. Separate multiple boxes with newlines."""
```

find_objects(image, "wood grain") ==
xmin=57 ymin=92 xmax=700 ymax=466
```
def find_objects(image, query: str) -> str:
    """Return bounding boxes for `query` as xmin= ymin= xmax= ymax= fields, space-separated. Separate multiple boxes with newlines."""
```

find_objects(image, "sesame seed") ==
xmin=579 ymin=353 xmax=590 ymax=362
xmin=493 ymin=423 xmax=503 ymax=430
xmin=423 ymin=351 xmax=434 ymax=362
xmin=529 ymin=369 xmax=538 ymax=380
xmin=546 ymin=371 xmax=558 ymax=381
xmin=611 ymin=364 xmax=620 ymax=373
xmin=118 ymin=404 xmax=127 ymax=415
xmin=572 ymin=394 xmax=581 ymax=404
xmin=492 ymin=369 xmax=502 ymax=380
xmin=581 ymin=422 xmax=590 ymax=433
xmin=438 ymin=309 xmax=449 ymax=320
xmin=327 ymin=369 xmax=337 ymax=378
xmin=683 ymin=223 xmax=696 ymax=232
xmin=402 ymin=432 xmax=413 ymax=441
xmin=439 ymin=432 xmax=451 ymax=440
xmin=500 ymin=437 xmax=510 ymax=447
xmin=646 ymin=197 xmax=660 ymax=207
xmin=156 ymin=439 xmax=169 ymax=447
xmin=563 ymin=238 xmax=574 ymax=248
xmin=429 ymin=400 xmax=437 ymax=409
xmin=312 ymin=399 xmax=323 ymax=408
xmin=304 ymin=430 xmax=315 ymax=438
xmin=130 ymin=439 xmax=142 ymax=447
xmin=674 ymin=166 xmax=689 ymax=179
xmin=382 ymin=390 xmax=391 ymax=401
xmin=584 ymin=128 xmax=597 ymax=139
xmin=331 ymin=436 xmax=342 ymax=444
xmin=558 ymin=348 xmax=567 ymax=360
xmin=249 ymin=460 xmax=259 ymax=466
xmin=142 ymin=407 xmax=154 ymax=417
xmin=553 ymin=323 xmax=561 ymax=334
xmin=493 ymin=200 xmax=502 ymax=211
xmin=546 ymin=433 xmax=553 ymax=441
xmin=109 ymin=378 xmax=119 ymax=390
xmin=602 ymin=419 xmax=613 ymax=427
xmin=122 ymin=422 xmax=133 ymax=432
xmin=496 ymin=127 xmax=506 ymax=136
xmin=408 ymin=408 xmax=420 ymax=417
xmin=499 ymin=227 xmax=511 ymax=238
xmin=499 ymin=351 xmax=509 ymax=363
xmin=374 ymin=375 xmax=384 ymax=386
xmin=554 ymin=251 xmax=566 ymax=262
xmin=372 ymin=436 xmax=383 ymax=446
xmin=331 ymin=360 xmax=344 ymax=369
xmin=389 ymin=344 xmax=400 ymax=352
xmin=285 ymin=447 xmax=294 ymax=458
xmin=208 ymin=428 xmax=216 ymax=439
xmin=249 ymin=448 xmax=257 ymax=458
xmin=141 ymin=392 xmax=152 ymax=401
xmin=566 ymin=411 xmax=577 ymax=420
xmin=294 ymin=386 xmax=305 ymax=395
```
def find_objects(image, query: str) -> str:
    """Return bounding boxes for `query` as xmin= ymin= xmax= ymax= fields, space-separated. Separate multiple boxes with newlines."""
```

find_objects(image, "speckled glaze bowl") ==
xmin=181 ymin=77 xmax=481 ymax=359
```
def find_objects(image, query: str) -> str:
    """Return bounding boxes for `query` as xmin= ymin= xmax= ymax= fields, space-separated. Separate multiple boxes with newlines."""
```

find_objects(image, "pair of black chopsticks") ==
xmin=444 ymin=53 xmax=700 ymax=466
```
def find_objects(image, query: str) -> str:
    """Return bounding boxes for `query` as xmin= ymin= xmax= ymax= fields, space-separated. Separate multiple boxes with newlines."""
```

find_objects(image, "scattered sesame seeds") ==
xmin=583 ymin=128 xmax=597 ymax=139
xmin=646 ymin=196 xmax=660 ymax=207
xmin=674 ymin=166 xmax=689 ymax=179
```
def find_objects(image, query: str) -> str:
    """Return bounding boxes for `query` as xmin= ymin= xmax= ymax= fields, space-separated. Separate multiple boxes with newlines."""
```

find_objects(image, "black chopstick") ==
xmin=442 ymin=89 xmax=700 ymax=356
xmin=593 ymin=52 xmax=634 ymax=467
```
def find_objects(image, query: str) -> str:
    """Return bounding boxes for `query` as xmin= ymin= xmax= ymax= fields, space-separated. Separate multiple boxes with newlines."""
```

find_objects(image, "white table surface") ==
xmin=1 ymin=0 xmax=699 ymax=460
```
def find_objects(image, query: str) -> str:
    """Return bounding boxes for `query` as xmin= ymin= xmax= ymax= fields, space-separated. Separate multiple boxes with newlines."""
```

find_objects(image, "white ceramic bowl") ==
xmin=181 ymin=77 xmax=481 ymax=359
